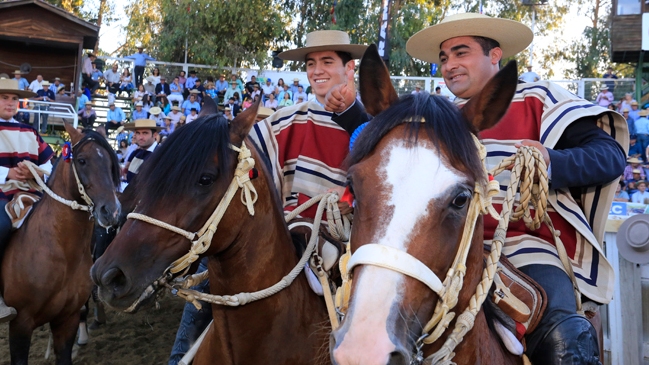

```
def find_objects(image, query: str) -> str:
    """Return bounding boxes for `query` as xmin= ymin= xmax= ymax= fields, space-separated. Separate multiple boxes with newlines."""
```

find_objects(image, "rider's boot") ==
xmin=0 ymin=293 xmax=17 ymax=323
xmin=527 ymin=314 xmax=601 ymax=365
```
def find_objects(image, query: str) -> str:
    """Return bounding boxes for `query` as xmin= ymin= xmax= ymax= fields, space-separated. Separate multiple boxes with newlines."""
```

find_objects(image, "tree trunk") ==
xmin=94 ymin=0 xmax=107 ymax=53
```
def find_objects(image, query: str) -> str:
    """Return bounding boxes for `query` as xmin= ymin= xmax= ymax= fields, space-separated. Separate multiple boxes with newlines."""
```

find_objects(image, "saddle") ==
xmin=5 ymin=192 xmax=40 ymax=229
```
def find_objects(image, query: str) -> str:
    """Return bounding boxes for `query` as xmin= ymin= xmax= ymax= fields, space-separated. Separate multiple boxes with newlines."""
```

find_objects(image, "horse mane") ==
xmin=345 ymin=93 xmax=485 ymax=184
xmin=77 ymin=129 xmax=121 ymax=188
xmin=137 ymin=114 xmax=233 ymax=206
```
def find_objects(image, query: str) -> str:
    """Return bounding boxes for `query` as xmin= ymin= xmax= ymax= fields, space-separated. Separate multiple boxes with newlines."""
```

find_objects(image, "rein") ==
xmin=23 ymin=138 xmax=95 ymax=214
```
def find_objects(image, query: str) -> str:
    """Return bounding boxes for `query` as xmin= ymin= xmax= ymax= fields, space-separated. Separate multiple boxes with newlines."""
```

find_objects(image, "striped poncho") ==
xmin=458 ymin=81 xmax=628 ymax=304
xmin=249 ymin=100 xmax=351 ymax=219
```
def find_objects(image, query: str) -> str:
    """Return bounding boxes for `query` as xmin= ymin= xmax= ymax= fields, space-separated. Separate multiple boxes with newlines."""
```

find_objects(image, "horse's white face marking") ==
xmin=95 ymin=147 xmax=104 ymax=158
xmin=333 ymin=139 xmax=463 ymax=364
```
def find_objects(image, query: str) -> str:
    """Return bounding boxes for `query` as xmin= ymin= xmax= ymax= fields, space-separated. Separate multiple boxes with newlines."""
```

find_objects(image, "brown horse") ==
xmin=1 ymin=124 xmax=121 ymax=365
xmin=91 ymin=105 xmax=331 ymax=364
xmin=330 ymin=45 xmax=521 ymax=365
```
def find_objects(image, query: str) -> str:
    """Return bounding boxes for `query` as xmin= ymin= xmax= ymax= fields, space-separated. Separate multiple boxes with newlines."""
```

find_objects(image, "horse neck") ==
xmin=204 ymin=171 xmax=328 ymax=363
xmin=45 ymin=160 xmax=84 ymax=206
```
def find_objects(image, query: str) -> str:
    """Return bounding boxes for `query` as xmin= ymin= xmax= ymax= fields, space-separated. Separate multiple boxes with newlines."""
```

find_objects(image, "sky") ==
xmin=98 ymin=1 xmax=592 ymax=79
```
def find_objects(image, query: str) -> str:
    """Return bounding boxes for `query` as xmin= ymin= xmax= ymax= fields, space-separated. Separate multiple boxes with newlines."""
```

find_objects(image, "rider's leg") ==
xmin=168 ymin=258 xmax=213 ymax=365
xmin=0 ymin=200 xmax=17 ymax=323
xmin=519 ymin=264 xmax=600 ymax=365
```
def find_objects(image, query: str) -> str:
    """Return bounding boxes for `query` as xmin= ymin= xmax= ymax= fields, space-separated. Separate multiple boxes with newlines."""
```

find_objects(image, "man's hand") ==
xmin=324 ymin=68 xmax=356 ymax=113
xmin=8 ymin=162 xmax=40 ymax=182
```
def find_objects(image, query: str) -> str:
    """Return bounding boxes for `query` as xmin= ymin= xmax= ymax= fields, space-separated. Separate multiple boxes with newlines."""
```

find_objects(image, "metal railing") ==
xmin=17 ymin=100 xmax=79 ymax=130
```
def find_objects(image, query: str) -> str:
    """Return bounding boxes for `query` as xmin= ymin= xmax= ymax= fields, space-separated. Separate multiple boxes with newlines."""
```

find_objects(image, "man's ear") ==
xmin=490 ymin=47 xmax=503 ymax=66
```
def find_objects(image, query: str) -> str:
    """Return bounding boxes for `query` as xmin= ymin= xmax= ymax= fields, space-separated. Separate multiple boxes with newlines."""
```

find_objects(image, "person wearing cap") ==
xmin=0 ymin=79 xmax=54 ymax=322
xmin=82 ymin=53 xmax=99 ymax=94
xmin=11 ymin=71 xmax=29 ymax=91
xmin=78 ymin=101 xmax=96 ymax=129
xmin=126 ymin=45 xmax=155 ymax=88
xmin=106 ymin=102 xmax=126 ymax=132
xmin=32 ymin=81 xmax=55 ymax=133
xmin=635 ymin=109 xmax=649 ymax=160
xmin=185 ymin=107 xmax=199 ymax=124
xmin=249 ymin=30 xmax=369 ymax=219
xmin=519 ymin=64 xmax=540 ymax=83
xmin=181 ymin=94 xmax=201 ymax=117
xmin=595 ymin=85 xmax=613 ymax=108
xmin=122 ymin=119 xmax=161 ymax=184
xmin=632 ymin=180 xmax=649 ymax=203
xmin=223 ymin=80 xmax=243 ymax=102
xmin=289 ymin=77 xmax=303 ymax=95
xmin=406 ymin=13 xmax=627 ymax=364
xmin=132 ymin=101 xmax=148 ymax=120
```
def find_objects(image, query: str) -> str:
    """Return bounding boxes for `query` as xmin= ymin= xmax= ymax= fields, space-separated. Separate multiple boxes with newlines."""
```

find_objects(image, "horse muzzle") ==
xmin=93 ymin=195 xmax=121 ymax=228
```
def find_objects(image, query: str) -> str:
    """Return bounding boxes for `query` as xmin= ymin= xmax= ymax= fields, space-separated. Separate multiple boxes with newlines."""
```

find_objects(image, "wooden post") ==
xmin=605 ymin=222 xmax=643 ymax=365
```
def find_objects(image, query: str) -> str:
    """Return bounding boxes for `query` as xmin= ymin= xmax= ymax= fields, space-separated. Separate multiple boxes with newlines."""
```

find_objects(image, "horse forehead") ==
xmin=372 ymin=139 xmax=464 ymax=249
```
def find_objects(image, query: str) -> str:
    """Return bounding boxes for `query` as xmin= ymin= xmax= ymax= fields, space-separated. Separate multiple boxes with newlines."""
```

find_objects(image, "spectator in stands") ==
xmin=51 ymin=78 xmax=62 ymax=94
xmin=629 ymin=135 xmax=643 ymax=159
xmin=144 ymin=76 xmax=156 ymax=96
xmin=233 ymin=92 xmax=241 ymax=105
xmin=28 ymin=75 xmax=43 ymax=93
xmin=618 ymin=93 xmax=637 ymax=113
xmin=91 ymin=62 xmax=103 ymax=82
xmin=181 ymin=94 xmax=201 ymax=116
xmin=159 ymin=96 xmax=171 ymax=115
xmin=126 ymin=45 xmax=155 ymax=87
xmin=623 ymin=109 xmax=635 ymax=137
xmin=411 ymin=85 xmax=423 ymax=94
xmin=160 ymin=115 xmax=175 ymax=137
xmin=12 ymin=71 xmax=29 ymax=91
xmin=33 ymin=81 xmax=55 ymax=133
xmin=214 ymin=75 xmax=228 ymax=97
xmin=276 ymin=78 xmax=285 ymax=91
xmin=76 ymin=89 xmax=89 ymax=111
xmin=148 ymin=106 xmax=165 ymax=127
xmin=106 ymin=101 xmax=126 ymax=132
xmin=264 ymin=93 xmax=278 ymax=110
xmin=122 ymin=118 xmax=161 ymax=184
xmin=168 ymin=105 xmax=182 ymax=126
xmin=595 ymin=85 xmax=613 ymax=108
xmin=245 ymin=75 xmax=260 ymax=94
xmin=603 ymin=66 xmax=618 ymax=92
xmin=178 ymin=71 xmax=187 ymax=87
xmin=242 ymin=96 xmax=253 ymax=110
xmin=142 ymin=94 xmax=154 ymax=114
xmin=184 ymin=71 xmax=198 ymax=97
xmin=632 ymin=180 xmax=649 ymax=204
xmin=132 ymin=84 xmax=149 ymax=104
xmin=278 ymin=91 xmax=293 ymax=109
xmin=132 ymin=101 xmax=148 ymax=120
xmin=192 ymin=80 xmax=205 ymax=103
xmin=224 ymin=81 xmax=242 ymax=101
xmin=435 ymin=86 xmax=442 ymax=95
xmin=225 ymin=97 xmax=240 ymax=116
xmin=186 ymin=108 xmax=199 ymax=124
xmin=614 ymin=181 xmax=630 ymax=202
xmin=118 ymin=140 xmax=129 ymax=163
xmin=81 ymin=53 xmax=99 ymax=95
xmin=56 ymin=86 xmax=67 ymax=97
xmin=119 ymin=68 xmax=134 ymax=97
xmin=177 ymin=115 xmax=186 ymax=128
xmin=168 ymin=76 xmax=184 ymax=105
xmin=150 ymin=67 xmax=161 ymax=88
xmin=630 ymin=101 xmax=640 ymax=122
xmin=223 ymin=106 xmax=233 ymax=121
xmin=229 ymin=74 xmax=244 ymax=91
xmin=277 ymin=84 xmax=292 ymax=102
xmin=78 ymin=101 xmax=96 ymax=129
xmin=103 ymin=63 xmax=121 ymax=96
xmin=519 ymin=65 xmax=540 ymax=83
xmin=293 ymin=86 xmax=307 ymax=103
xmin=250 ymin=84 xmax=261 ymax=101
xmin=155 ymin=76 xmax=171 ymax=102
xmin=204 ymin=82 xmax=217 ymax=100
xmin=289 ymin=77 xmax=303 ymax=95
xmin=296 ymin=96 xmax=305 ymax=104
xmin=624 ymin=157 xmax=645 ymax=182
xmin=635 ymin=109 xmax=649 ymax=160
xmin=261 ymin=78 xmax=275 ymax=103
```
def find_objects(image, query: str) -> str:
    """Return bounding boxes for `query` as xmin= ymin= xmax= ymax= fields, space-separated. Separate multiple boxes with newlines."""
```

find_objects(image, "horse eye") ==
xmin=451 ymin=192 xmax=470 ymax=209
xmin=198 ymin=174 xmax=214 ymax=186
xmin=77 ymin=158 xmax=86 ymax=165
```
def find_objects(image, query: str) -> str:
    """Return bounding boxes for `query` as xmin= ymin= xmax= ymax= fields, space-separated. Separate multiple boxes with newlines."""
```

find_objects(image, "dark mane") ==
xmin=138 ymin=114 xmax=233 ymax=205
xmin=345 ymin=93 xmax=484 ymax=183
xmin=77 ymin=129 xmax=121 ymax=187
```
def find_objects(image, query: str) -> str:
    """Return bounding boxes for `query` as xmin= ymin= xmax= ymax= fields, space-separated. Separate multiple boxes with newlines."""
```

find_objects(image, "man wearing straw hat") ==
xmin=11 ymin=71 xmax=29 ymax=91
xmin=121 ymin=119 xmax=161 ymax=184
xmin=249 ymin=30 xmax=369 ymax=219
xmin=0 ymin=78 xmax=54 ymax=322
xmin=406 ymin=13 xmax=627 ymax=364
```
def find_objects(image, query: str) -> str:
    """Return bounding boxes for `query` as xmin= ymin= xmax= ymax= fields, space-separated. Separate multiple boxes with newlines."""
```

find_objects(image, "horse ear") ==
xmin=199 ymin=95 xmax=218 ymax=116
xmin=64 ymin=121 xmax=82 ymax=144
xmin=359 ymin=44 xmax=399 ymax=116
xmin=229 ymin=97 xmax=261 ymax=143
xmin=461 ymin=60 xmax=518 ymax=132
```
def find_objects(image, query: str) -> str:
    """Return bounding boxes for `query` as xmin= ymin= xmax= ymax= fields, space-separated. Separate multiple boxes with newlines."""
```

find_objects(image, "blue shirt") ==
xmin=76 ymin=94 xmax=89 ymax=111
xmin=185 ymin=76 xmax=198 ymax=90
xmin=635 ymin=117 xmax=649 ymax=135
xmin=627 ymin=118 xmax=636 ymax=136
xmin=131 ymin=109 xmax=148 ymax=120
xmin=215 ymin=80 xmax=228 ymax=92
xmin=127 ymin=52 xmax=155 ymax=66
xmin=36 ymin=89 xmax=55 ymax=101
xmin=92 ymin=69 xmax=103 ymax=81
xmin=181 ymin=100 xmax=201 ymax=116
xmin=13 ymin=77 xmax=29 ymax=90
xmin=629 ymin=109 xmax=639 ymax=122
xmin=107 ymin=107 xmax=126 ymax=123
xmin=170 ymin=82 xmax=183 ymax=95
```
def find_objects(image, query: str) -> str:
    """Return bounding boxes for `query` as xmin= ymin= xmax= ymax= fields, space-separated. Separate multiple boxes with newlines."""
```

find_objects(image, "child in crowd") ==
xmin=186 ymin=108 xmax=199 ymax=123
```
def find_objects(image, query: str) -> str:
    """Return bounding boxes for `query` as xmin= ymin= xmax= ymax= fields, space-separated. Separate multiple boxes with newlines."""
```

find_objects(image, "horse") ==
xmin=330 ymin=45 xmax=522 ymax=365
xmin=1 ymin=123 xmax=121 ymax=365
xmin=91 ymin=104 xmax=331 ymax=364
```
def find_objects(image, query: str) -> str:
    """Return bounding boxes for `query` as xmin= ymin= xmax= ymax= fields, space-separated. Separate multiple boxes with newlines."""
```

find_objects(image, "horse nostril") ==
xmin=100 ymin=267 xmax=128 ymax=292
xmin=388 ymin=350 xmax=410 ymax=365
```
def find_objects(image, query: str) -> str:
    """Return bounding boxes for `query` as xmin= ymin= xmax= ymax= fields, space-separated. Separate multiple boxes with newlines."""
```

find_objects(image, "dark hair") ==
xmin=473 ymin=36 xmax=501 ymax=56
xmin=435 ymin=86 xmax=441 ymax=91
xmin=335 ymin=51 xmax=353 ymax=65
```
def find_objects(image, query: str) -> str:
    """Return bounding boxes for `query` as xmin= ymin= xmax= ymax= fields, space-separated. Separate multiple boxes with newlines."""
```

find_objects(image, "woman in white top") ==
xmin=264 ymin=93 xmax=278 ymax=110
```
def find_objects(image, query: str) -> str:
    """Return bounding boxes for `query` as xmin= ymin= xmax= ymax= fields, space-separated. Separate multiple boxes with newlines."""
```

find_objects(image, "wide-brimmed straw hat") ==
xmin=124 ymin=119 xmax=163 ymax=131
xmin=0 ymin=79 xmax=36 ymax=98
xmin=628 ymin=157 xmax=643 ymax=164
xmin=171 ymin=105 xmax=180 ymax=111
xmin=279 ymin=30 xmax=368 ymax=61
xmin=406 ymin=13 xmax=533 ymax=64
xmin=41 ymin=81 xmax=51 ymax=87
xmin=639 ymin=109 xmax=649 ymax=117
xmin=257 ymin=106 xmax=274 ymax=119
xmin=149 ymin=107 xmax=162 ymax=115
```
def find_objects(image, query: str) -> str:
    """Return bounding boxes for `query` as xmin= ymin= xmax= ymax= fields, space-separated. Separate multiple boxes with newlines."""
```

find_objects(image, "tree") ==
xmin=122 ymin=0 xmax=162 ymax=56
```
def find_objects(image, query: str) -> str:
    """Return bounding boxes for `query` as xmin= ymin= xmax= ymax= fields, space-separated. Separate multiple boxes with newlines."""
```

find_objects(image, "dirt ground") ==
xmin=0 ymin=294 xmax=185 ymax=365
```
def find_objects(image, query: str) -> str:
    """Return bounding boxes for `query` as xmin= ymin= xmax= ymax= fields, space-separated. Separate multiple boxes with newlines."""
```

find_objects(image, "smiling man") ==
xmin=250 ymin=30 xmax=368 ymax=218
xmin=407 ymin=13 xmax=627 ymax=365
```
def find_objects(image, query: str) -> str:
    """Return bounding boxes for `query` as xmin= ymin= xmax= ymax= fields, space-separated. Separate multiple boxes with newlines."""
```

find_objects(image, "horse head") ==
xmin=62 ymin=123 xmax=121 ymax=228
xmin=90 ymin=100 xmax=265 ymax=312
xmin=330 ymin=45 xmax=517 ymax=365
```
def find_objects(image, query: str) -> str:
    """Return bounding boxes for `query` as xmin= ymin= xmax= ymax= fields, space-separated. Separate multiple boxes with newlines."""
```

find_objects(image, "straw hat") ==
xmin=149 ymin=107 xmax=162 ymax=115
xmin=279 ymin=30 xmax=368 ymax=61
xmin=639 ymin=109 xmax=649 ymax=117
xmin=171 ymin=105 xmax=180 ymax=111
xmin=189 ymin=89 xmax=201 ymax=94
xmin=41 ymin=81 xmax=51 ymax=87
xmin=406 ymin=13 xmax=533 ymax=63
xmin=257 ymin=106 xmax=274 ymax=119
xmin=84 ymin=101 xmax=92 ymax=105
xmin=135 ymin=101 xmax=143 ymax=106
xmin=0 ymin=79 xmax=36 ymax=98
xmin=124 ymin=119 xmax=163 ymax=131
xmin=600 ymin=85 xmax=609 ymax=91
xmin=633 ymin=169 xmax=642 ymax=174
xmin=628 ymin=157 xmax=643 ymax=164
xmin=12 ymin=70 xmax=22 ymax=75
xmin=617 ymin=214 xmax=649 ymax=264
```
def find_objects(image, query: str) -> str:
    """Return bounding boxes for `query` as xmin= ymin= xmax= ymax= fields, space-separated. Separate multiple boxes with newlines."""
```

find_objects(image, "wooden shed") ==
xmin=0 ymin=0 xmax=98 ymax=93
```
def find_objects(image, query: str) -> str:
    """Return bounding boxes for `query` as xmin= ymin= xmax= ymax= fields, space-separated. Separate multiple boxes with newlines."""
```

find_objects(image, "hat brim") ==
xmin=0 ymin=89 xmax=36 ymax=98
xmin=617 ymin=215 xmax=649 ymax=264
xmin=123 ymin=123 xmax=163 ymax=131
xmin=279 ymin=44 xmax=368 ymax=62
xmin=406 ymin=16 xmax=533 ymax=63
